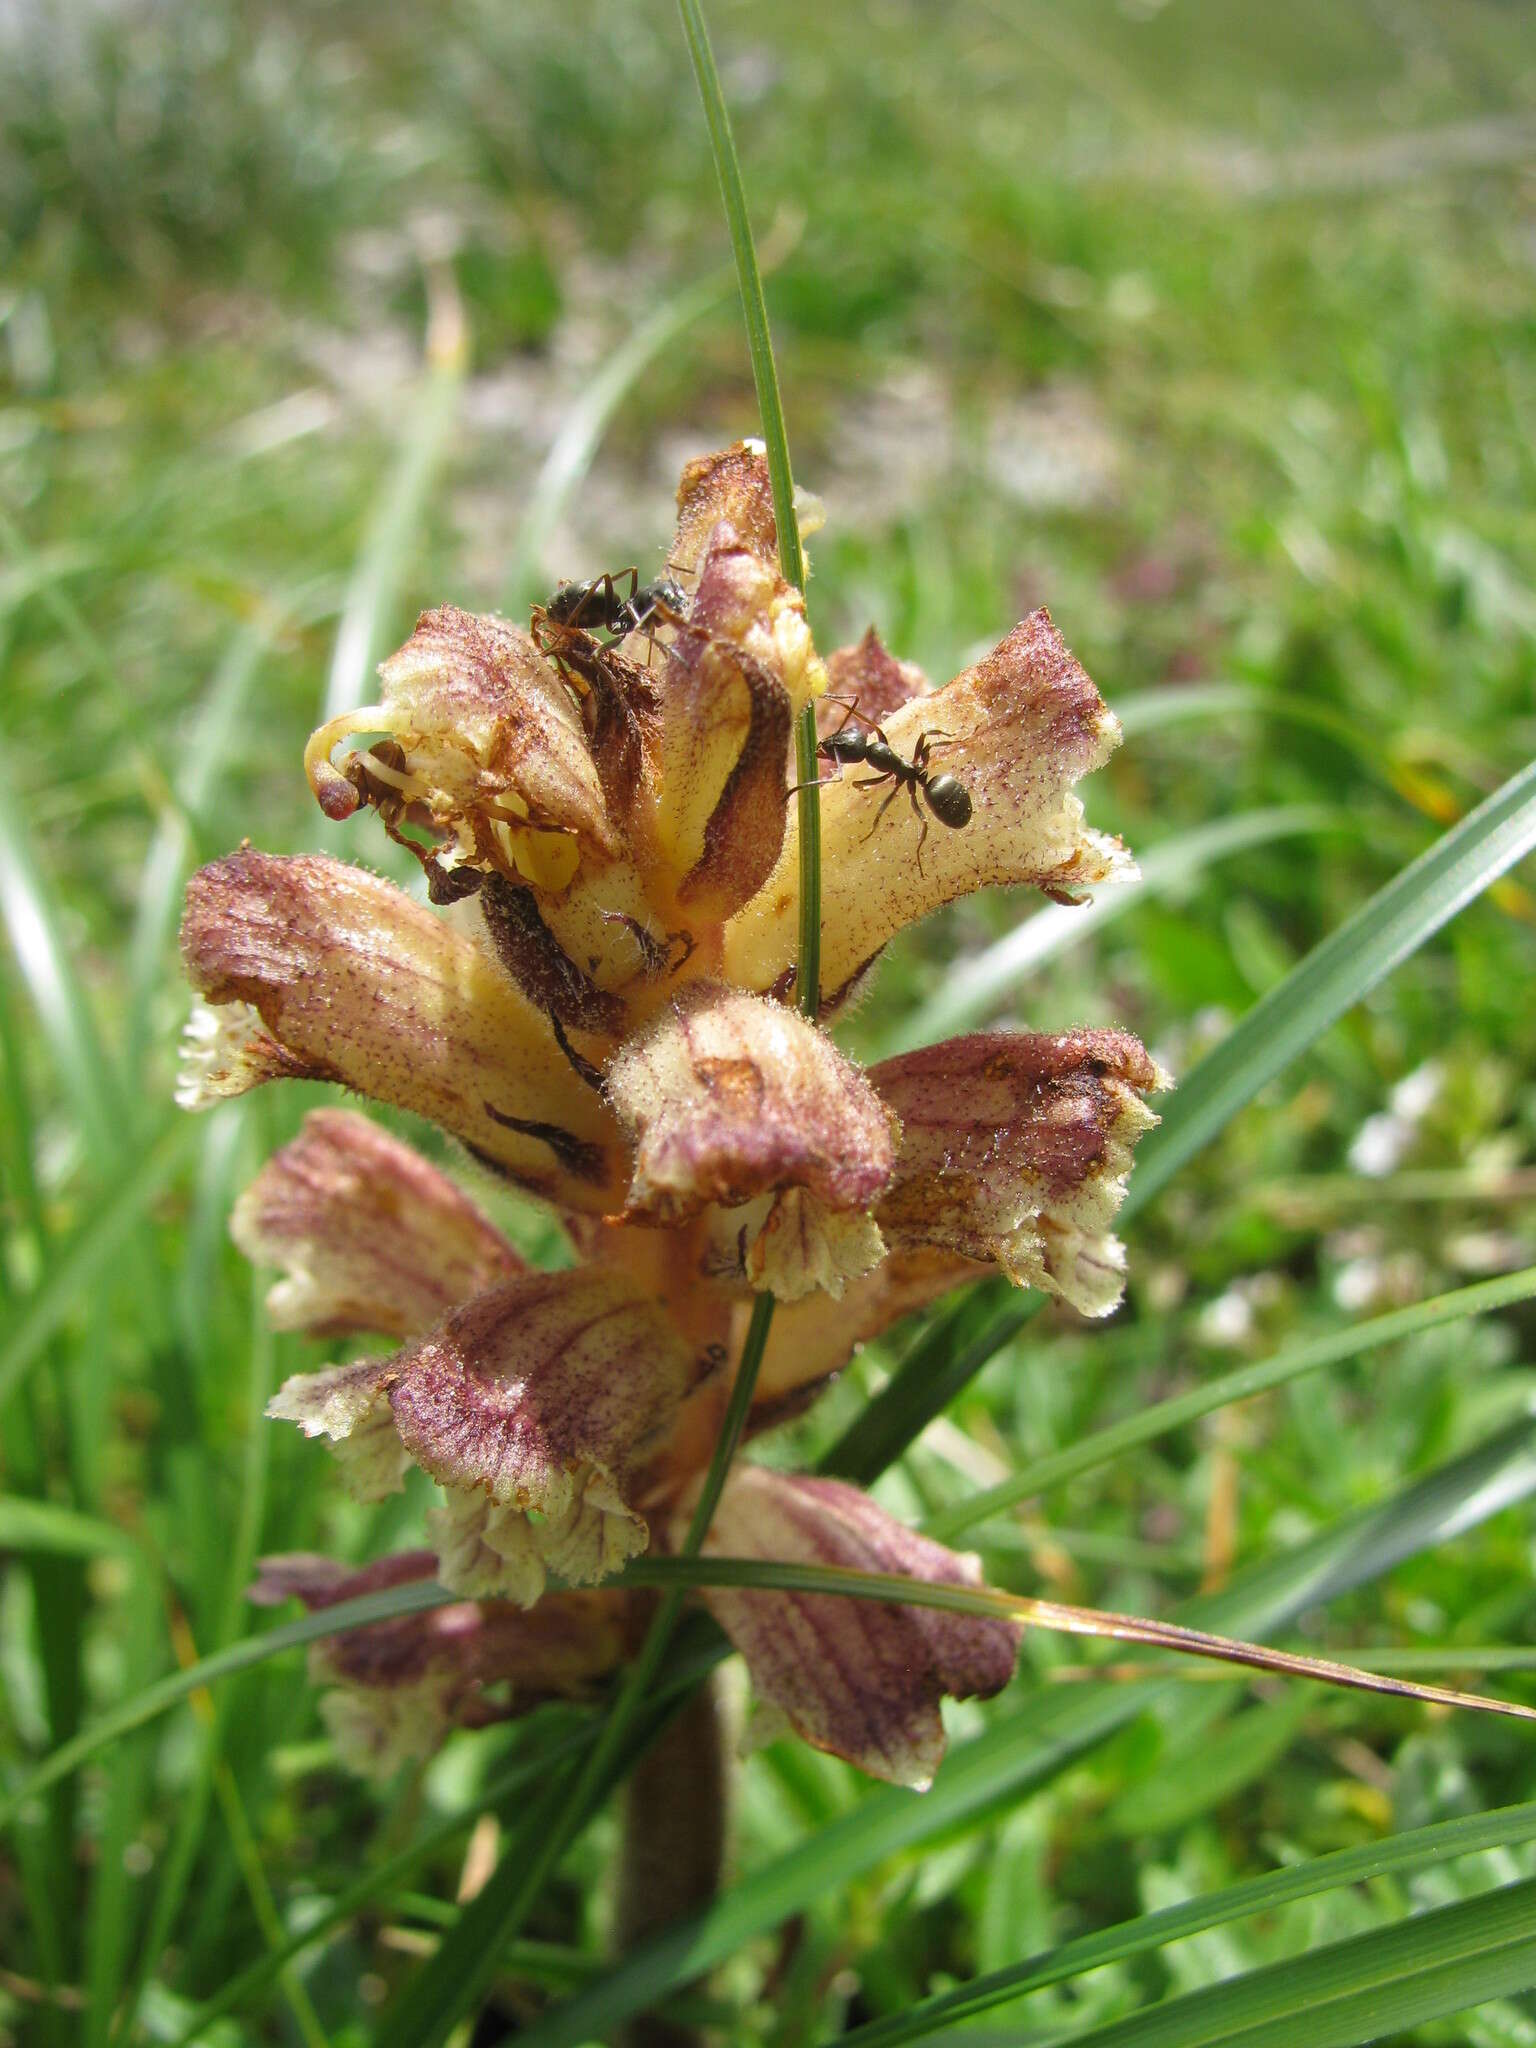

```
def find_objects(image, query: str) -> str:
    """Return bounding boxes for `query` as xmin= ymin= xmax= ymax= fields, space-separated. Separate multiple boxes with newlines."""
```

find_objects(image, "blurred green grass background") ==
xmin=4 ymin=1 xmax=1536 ymax=2041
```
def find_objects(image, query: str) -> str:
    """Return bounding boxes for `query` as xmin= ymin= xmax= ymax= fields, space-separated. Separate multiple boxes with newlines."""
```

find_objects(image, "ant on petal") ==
xmin=793 ymin=698 xmax=972 ymax=872
xmin=544 ymin=567 xmax=687 ymax=644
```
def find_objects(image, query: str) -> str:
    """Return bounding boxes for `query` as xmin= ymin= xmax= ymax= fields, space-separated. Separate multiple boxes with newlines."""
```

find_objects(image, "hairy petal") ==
xmin=269 ymin=1271 xmax=706 ymax=1603
xmin=871 ymin=1030 xmax=1168 ymax=1316
xmin=251 ymin=1551 xmax=633 ymax=1777
xmin=179 ymin=849 xmax=628 ymax=1210
xmin=305 ymin=605 xmax=615 ymax=893
xmin=606 ymin=983 xmax=897 ymax=1299
xmin=716 ymin=1191 xmax=887 ymax=1304
xmin=670 ymin=440 xmax=780 ymax=576
xmin=231 ymin=1109 xmax=523 ymax=1340
xmin=264 ymin=1353 xmax=413 ymax=1503
xmin=819 ymin=628 xmax=929 ymax=737
xmin=725 ymin=609 xmax=1134 ymax=1005
xmin=608 ymin=985 xmax=897 ymax=1222
xmin=175 ymin=997 xmax=326 ymax=1106
xmin=685 ymin=1466 xmax=1020 ymax=1788
xmin=748 ymin=1247 xmax=973 ymax=1412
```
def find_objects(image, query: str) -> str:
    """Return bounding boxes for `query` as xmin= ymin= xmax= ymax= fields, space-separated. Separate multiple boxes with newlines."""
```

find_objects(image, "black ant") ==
xmin=544 ymin=567 xmax=687 ymax=642
xmin=795 ymin=698 xmax=972 ymax=871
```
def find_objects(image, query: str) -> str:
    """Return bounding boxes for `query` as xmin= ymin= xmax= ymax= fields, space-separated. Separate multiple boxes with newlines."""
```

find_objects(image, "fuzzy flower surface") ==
xmin=181 ymin=444 xmax=1165 ymax=1788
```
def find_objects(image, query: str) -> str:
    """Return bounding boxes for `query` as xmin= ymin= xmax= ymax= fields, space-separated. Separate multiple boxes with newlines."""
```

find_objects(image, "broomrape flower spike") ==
xmin=179 ymin=442 xmax=1165 ymax=1784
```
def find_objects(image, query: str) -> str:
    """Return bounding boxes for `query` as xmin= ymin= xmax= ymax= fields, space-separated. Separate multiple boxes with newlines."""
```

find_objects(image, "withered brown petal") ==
xmin=870 ymin=1030 xmax=1167 ymax=1316
xmin=306 ymin=605 xmax=617 ymax=890
xmin=670 ymin=441 xmax=779 ymax=576
xmin=179 ymin=849 xmax=628 ymax=1210
xmin=231 ymin=1109 xmax=524 ymax=1340
xmin=724 ymin=610 xmax=1133 ymax=1006
xmin=688 ymin=1465 xmax=1020 ymax=1788
xmin=819 ymin=628 xmax=930 ymax=737
xmin=646 ymin=524 xmax=819 ymax=924
xmin=605 ymin=983 xmax=898 ymax=1279
xmin=251 ymin=1550 xmax=633 ymax=1777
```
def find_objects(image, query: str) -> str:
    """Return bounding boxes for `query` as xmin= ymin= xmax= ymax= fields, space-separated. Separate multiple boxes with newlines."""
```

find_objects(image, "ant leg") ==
xmin=787 ymin=771 xmax=843 ymax=797
xmin=600 ymin=909 xmax=671 ymax=978
xmin=821 ymin=696 xmax=867 ymax=742
xmin=862 ymin=779 xmax=904 ymax=843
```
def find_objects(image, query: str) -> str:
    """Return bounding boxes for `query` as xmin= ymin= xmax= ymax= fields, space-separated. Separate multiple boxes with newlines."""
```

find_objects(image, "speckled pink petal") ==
xmin=231 ymin=1109 xmax=523 ymax=1341
xmin=605 ymin=982 xmax=898 ymax=1300
xmin=670 ymin=441 xmax=781 ymax=576
xmin=685 ymin=1465 xmax=1020 ymax=1789
xmin=870 ymin=1030 xmax=1168 ymax=1316
xmin=724 ymin=610 xmax=1134 ymax=1009
xmin=268 ymin=1270 xmax=706 ymax=1603
xmin=179 ymin=849 xmax=628 ymax=1211
xmin=818 ymin=628 xmax=929 ymax=737
xmin=251 ymin=1550 xmax=633 ymax=1777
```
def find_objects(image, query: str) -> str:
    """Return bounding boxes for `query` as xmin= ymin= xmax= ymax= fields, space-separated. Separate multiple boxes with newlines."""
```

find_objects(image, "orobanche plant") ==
xmin=177 ymin=441 xmax=1168 ymax=1788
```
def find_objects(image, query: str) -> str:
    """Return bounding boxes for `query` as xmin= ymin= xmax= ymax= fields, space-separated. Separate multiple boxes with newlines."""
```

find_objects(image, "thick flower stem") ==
xmin=615 ymin=1675 xmax=727 ymax=2048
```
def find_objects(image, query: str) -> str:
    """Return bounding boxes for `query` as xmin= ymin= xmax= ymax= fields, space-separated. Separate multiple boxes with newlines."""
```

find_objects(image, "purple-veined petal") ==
xmin=268 ymin=1270 xmax=708 ymax=1602
xmin=179 ymin=849 xmax=628 ymax=1210
xmin=231 ymin=1108 xmax=523 ymax=1340
xmin=684 ymin=1465 xmax=1020 ymax=1788
xmin=871 ymin=1030 xmax=1168 ymax=1316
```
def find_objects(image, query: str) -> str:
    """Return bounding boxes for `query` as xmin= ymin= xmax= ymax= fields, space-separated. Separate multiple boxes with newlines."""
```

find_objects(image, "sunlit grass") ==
xmin=3 ymin=1 xmax=1536 ymax=2041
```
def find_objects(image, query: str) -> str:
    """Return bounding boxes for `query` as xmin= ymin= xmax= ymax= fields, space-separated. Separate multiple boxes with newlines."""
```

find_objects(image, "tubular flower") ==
xmin=184 ymin=443 xmax=1166 ymax=1783
xmin=250 ymin=1552 xmax=637 ymax=1777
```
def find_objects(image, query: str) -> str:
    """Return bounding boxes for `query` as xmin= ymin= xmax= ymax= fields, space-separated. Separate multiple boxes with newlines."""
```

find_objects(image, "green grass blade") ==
xmin=1059 ymin=1875 xmax=1536 ymax=2048
xmin=837 ymin=755 xmax=1536 ymax=1482
xmin=82 ymin=1570 xmax=164 ymax=2048
xmin=676 ymin=0 xmax=820 ymax=1014
xmin=160 ymin=1740 xmax=592 ymax=2046
xmin=0 ymin=503 xmax=189 ymax=834
xmin=883 ymin=806 xmax=1338 ymax=1053
xmin=0 ymin=1497 xmax=144 ymax=1560
xmin=0 ymin=1116 xmax=196 ymax=1410
xmin=676 ymin=0 xmax=802 ymax=594
xmin=1123 ymin=755 xmax=1536 ymax=1222
xmin=0 ymin=1578 xmax=453 ymax=1831
xmin=924 ymin=1263 xmax=1536 ymax=1541
xmin=0 ymin=783 xmax=128 ymax=1159
xmin=508 ymin=1415 xmax=1536 ymax=2048
xmin=832 ymin=1802 xmax=1536 ymax=2048
xmin=318 ymin=289 xmax=466 ymax=726
xmin=502 ymin=271 xmax=731 ymax=606
xmin=110 ymin=1208 xmax=280 ymax=2043
xmin=819 ymin=1290 xmax=1043 ymax=1485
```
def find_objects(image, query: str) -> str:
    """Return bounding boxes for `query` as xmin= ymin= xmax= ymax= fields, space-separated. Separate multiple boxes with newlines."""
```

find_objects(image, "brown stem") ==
xmin=614 ymin=1674 xmax=728 ymax=2048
